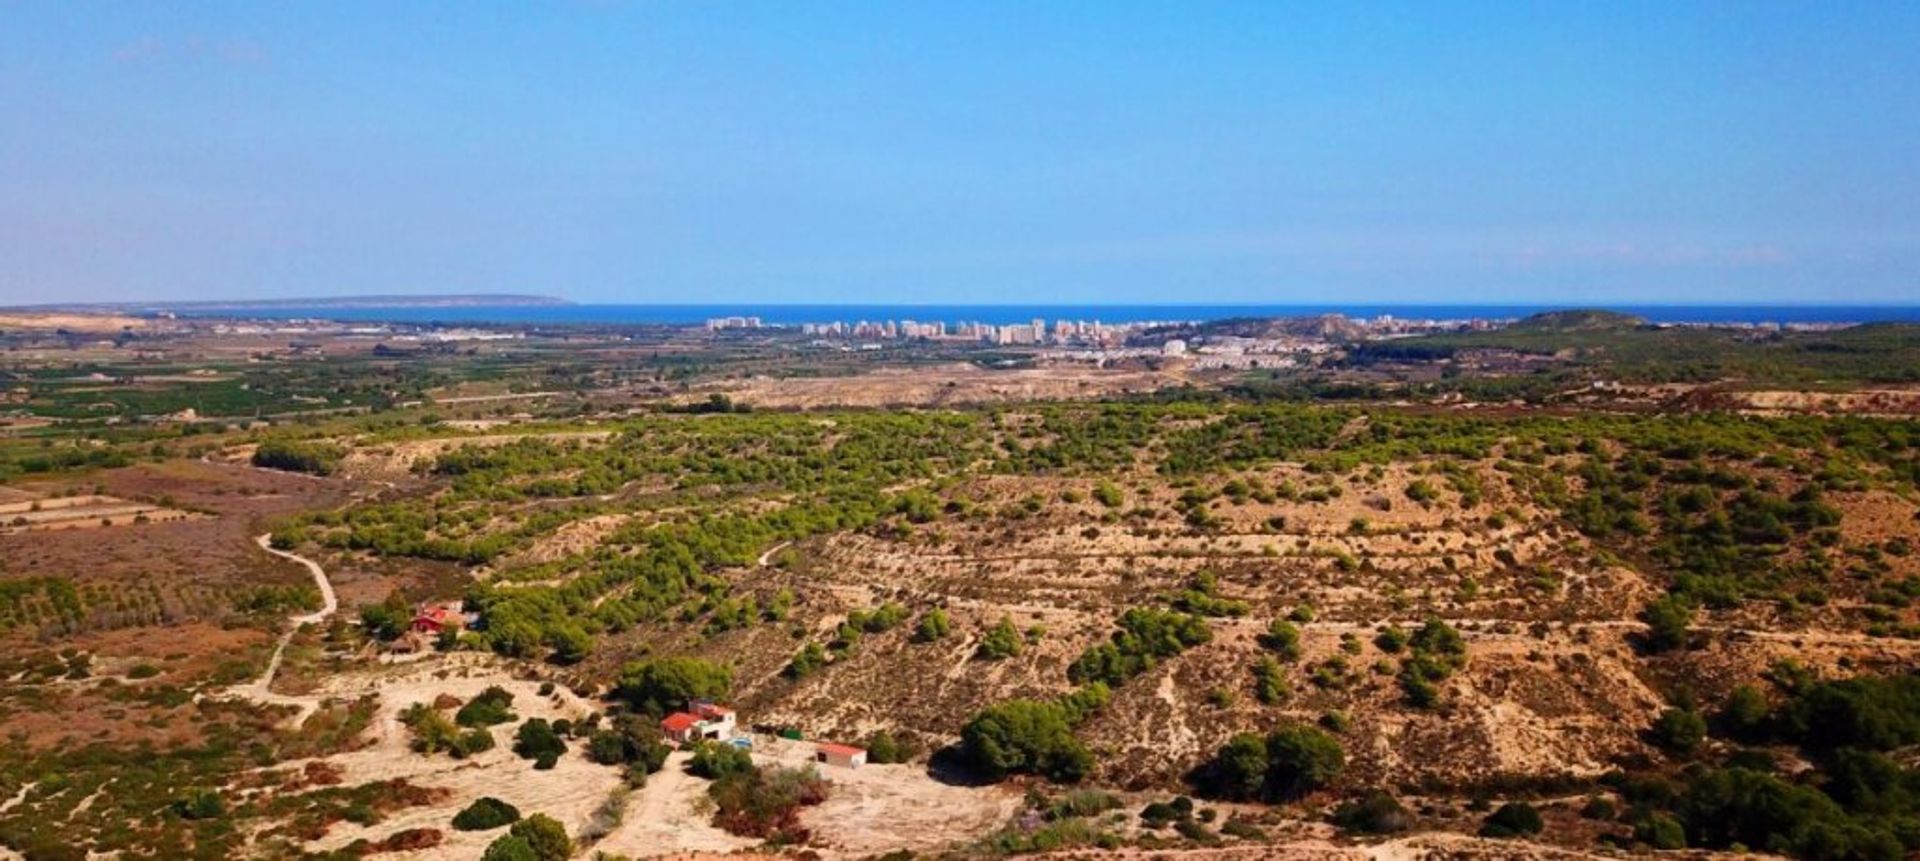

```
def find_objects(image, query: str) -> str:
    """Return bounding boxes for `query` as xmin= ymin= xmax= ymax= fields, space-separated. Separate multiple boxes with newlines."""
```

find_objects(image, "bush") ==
xmin=689 ymin=741 xmax=755 ymax=780
xmin=457 ymin=728 xmax=497 ymax=757
xmin=1330 ymin=789 xmax=1412 ymax=834
xmin=1650 ymin=707 xmax=1708 ymax=755
xmin=1259 ymin=619 xmax=1303 ymax=661
xmin=977 ymin=617 xmax=1024 ymax=660
xmin=1196 ymin=724 xmax=1344 ymax=802
xmin=359 ymin=593 xmax=412 ymax=641
xmin=172 ymin=789 xmax=224 ymax=820
xmin=512 ymin=719 xmax=567 ymax=764
xmin=456 ymin=686 xmax=517 ymax=727
xmin=786 ymin=642 xmax=828 ymax=679
xmin=1220 ymin=816 xmax=1265 ymax=841
xmin=1140 ymin=800 xmax=1185 ymax=828
xmin=914 ymin=608 xmax=951 ymax=642
xmin=547 ymin=623 xmax=593 ymax=664
xmin=402 ymin=702 xmax=495 ymax=757
xmin=585 ymin=714 xmax=671 ymax=773
xmin=1641 ymin=595 xmax=1695 ymax=652
xmin=252 ymin=438 xmax=344 ymax=475
xmin=480 ymin=836 xmax=537 ymax=861
xmin=1047 ymin=790 xmax=1121 ymax=820
xmin=1634 ymin=812 xmax=1687 ymax=850
xmin=1252 ymin=656 xmax=1289 ymax=705
xmin=960 ymin=699 xmax=1093 ymax=783
xmin=1058 ymin=682 xmax=1111 ymax=724
xmin=452 ymin=797 xmax=522 ymax=831
xmin=1068 ymin=608 xmax=1211 ymax=686
xmin=709 ymin=764 xmax=831 ymax=843
xmin=1580 ymin=795 xmax=1617 ymax=820
xmin=1717 ymin=683 xmax=1771 ymax=741
xmin=1479 ymin=802 xmax=1543 ymax=838
xmin=1173 ymin=819 xmax=1220 ymax=844
xmin=489 ymin=814 xmax=568 ymax=861
xmin=865 ymin=730 xmax=919 ymax=764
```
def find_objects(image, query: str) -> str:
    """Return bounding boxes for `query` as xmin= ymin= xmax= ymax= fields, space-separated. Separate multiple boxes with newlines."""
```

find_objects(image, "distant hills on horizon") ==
xmin=7 ymin=293 xmax=574 ymax=312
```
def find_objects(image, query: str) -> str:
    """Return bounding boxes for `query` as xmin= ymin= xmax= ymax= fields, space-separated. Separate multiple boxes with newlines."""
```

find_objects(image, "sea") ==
xmin=170 ymin=304 xmax=1920 ymax=327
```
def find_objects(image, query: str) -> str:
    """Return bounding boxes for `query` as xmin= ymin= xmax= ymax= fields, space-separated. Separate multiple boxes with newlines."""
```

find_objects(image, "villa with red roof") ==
xmin=409 ymin=602 xmax=465 ymax=635
xmin=660 ymin=700 xmax=739 ymax=744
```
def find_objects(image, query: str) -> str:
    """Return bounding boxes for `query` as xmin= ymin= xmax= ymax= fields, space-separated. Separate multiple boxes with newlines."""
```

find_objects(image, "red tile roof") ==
xmin=816 ymin=743 xmax=865 ymax=757
xmin=661 ymin=712 xmax=701 ymax=732
xmin=414 ymin=605 xmax=459 ymax=624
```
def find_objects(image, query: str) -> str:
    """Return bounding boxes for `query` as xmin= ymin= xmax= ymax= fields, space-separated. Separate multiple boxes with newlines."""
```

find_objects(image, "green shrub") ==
xmin=1252 ymin=656 xmax=1289 ymax=705
xmin=865 ymin=730 xmax=919 ymax=764
xmin=452 ymin=797 xmax=522 ymax=831
xmin=1478 ymin=802 xmax=1543 ymax=838
xmin=1650 ymin=707 xmax=1707 ymax=755
xmin=914 ymin=608 xmax=951 ymax=642
xmin=512 ymin=719 xmax=567 ymax=764
xmin=252 ymin=438 xmax=345 ymax=475
xmin=1330 ymin=789 xmax=1411 ymax=834
xmin=1057 ymin=682 xmax=1111 ymax=724
xmin=171 ymin=789 xmax=224 ymax=820
xmin=1640 ymin=595 xmax=1695 ymax=652
xmin=1717 ymin=684 xmax=1771 ymax=741
xmin=480 ymin=835 xmax=537 ymax=861
xmin=487 ymin=814 xmax=569 ymax=861
xmin=1260 ymin=619 xmax=1303 ymax=660
xmin=786 ymin=642 xmax=828 ymax=679
xmin=1196 ymin=724 xmax=1344 ymax=802
xmin=585 ymin=714 xmax=671 ymax=773
xmin=959 ymin=699 xmax=1093 ymax=783
xmin=1634 ymin=812 xmax=1686 ymax=850
xmin=689 ymin=741 xmax=755 ymax=780
xmin=1068 ymin=608 xmax=1211 ymax=685
xmin=456 ymin=686 xmax=517 ymax=727
xmin=977 ymin=617 xmax=1024 ymax=660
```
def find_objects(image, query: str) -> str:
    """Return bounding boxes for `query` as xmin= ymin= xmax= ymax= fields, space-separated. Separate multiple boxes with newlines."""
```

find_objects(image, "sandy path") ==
xmin=0 ymin=783 xmax=33 ymax=816
xmin=207 ymin=535 xmax=339 ymax=726
xmin=590 ymin=751 xmax=759 ymax=857
xmin=756 ymin=540 xmax=792 ymax=567
xmin=0 ymin=781 xmax=34 ymax=860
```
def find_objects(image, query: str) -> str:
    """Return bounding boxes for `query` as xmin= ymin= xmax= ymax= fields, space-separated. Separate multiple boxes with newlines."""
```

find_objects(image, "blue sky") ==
xmin=2 ymin=1 xmax=1916 ymax=305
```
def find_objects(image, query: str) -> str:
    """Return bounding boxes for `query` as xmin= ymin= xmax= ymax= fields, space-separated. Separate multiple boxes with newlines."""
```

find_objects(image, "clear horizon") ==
xmin=105 ymin=297 xmax=1920 ymax=309
xmin=3 ymin=3 xmax=1917 ymax=306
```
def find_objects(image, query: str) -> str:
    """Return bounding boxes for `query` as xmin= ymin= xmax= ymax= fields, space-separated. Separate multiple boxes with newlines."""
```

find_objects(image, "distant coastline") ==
xmin=12 ymin=293 xmax=572 ymax=312
xmin=140 ymin=302 xmax=1920 ymax=327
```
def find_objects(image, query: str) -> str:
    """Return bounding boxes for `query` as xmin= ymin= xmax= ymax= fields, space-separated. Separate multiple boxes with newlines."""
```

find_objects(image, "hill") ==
xmin=1507 ymin=309 xmax=1647 ymax=332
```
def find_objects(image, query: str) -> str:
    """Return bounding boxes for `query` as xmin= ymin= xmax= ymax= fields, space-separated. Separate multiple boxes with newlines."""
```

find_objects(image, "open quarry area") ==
xmin=2 ymin=310 xmax=1919 ymax=860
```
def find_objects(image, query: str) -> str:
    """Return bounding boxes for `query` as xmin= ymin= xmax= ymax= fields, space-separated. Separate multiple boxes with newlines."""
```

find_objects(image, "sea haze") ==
xmin=165 ymin=304 xmax=1920 ymax=327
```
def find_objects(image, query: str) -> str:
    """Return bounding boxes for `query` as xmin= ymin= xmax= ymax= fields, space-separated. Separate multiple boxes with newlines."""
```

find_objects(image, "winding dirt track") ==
xmin=213 ymin=534 xmax=339 ymax=726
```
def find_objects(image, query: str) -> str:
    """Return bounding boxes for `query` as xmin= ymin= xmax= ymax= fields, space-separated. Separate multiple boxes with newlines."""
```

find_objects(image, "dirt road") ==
xmin=210 ymin=535 xmax=340 ymax=726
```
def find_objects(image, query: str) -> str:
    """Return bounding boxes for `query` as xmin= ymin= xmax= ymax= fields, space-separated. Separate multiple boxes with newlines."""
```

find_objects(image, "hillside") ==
xmin=1506 ymin=309 xmax=1647 ymax=332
